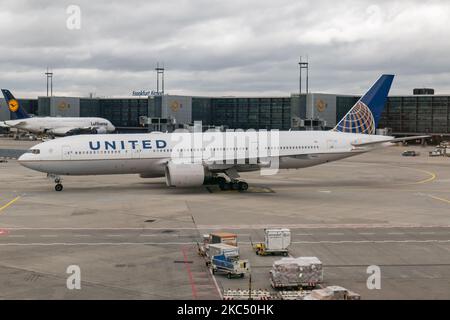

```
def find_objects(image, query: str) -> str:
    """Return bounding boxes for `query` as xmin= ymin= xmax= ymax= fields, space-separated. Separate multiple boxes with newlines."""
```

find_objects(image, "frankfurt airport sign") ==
xmin=132 ymin=90 xmax=163 ymax=97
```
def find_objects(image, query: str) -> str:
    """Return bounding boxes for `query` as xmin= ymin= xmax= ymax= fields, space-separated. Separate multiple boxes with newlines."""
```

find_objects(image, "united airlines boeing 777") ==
xmin=18 ymin=75 xmax=427 ymax=191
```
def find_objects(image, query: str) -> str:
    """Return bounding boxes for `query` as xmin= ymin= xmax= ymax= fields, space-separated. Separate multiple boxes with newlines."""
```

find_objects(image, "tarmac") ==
xmin=0 ymin=137 xmax=449 ymax=299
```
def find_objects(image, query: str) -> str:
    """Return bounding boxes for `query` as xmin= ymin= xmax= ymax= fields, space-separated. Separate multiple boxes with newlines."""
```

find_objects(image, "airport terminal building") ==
xmin=1 ymin=90 xmax=450 ymax=136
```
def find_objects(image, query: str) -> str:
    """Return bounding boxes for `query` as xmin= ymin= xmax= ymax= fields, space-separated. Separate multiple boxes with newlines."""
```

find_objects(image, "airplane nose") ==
xmin=18 ymin=153 xmax=26 ymax=162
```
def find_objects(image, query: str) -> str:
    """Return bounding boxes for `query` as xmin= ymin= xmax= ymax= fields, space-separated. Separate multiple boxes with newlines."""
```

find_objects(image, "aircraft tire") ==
xmin=238 ymin=181 xmax=249 ymax=191
xmin=216 ymin=176 xmax=226 ymax=185
xmin=220 ymin=182 xmax=231 ymax=191
xmin=55 ymin=184 xmax=63 ymax=192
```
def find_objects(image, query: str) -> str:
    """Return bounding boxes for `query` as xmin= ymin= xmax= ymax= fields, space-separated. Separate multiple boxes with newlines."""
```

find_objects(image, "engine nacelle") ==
xmin=165 ymin=162 xmax=206 ymax=187
xmin=47 ymin=128 xmax=70 ymax=136
xmin=91 ymin=127 xmax=108 ymax=134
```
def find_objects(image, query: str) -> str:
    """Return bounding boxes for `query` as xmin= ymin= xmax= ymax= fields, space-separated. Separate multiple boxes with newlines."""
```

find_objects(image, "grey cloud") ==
xmin=0 ymin=0 xmax=449 ymax=97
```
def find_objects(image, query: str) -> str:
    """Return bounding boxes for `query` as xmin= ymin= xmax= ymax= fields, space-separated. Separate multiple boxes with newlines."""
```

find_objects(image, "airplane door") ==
xmin=327 ymin=139 xmax=337 ymax=150
xmin=249 ymin=141 xmax=258 ymax=163
xmin=62 ymin=145 xmax=71 ymax=160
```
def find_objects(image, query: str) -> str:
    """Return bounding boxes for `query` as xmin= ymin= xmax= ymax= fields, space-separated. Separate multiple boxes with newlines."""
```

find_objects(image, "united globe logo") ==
xmin=335 ymin=101 xmax=375 ymax=134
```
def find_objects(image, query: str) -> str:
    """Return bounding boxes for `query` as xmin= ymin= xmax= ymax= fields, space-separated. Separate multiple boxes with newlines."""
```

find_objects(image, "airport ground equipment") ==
xmin=209 ymin=232 xmax=238 ymax=246
xmin=198 ymin=232 xmax=238 ymax=257
xmin=253 ymin=228 xmax=291 ymax=256
xmin=270 ymin=257 xmax=323 ymax=289
xmin=277 ymin=290 xmax=313 ymax=300
xmin=402 ymin=150 xmax=419 ymax=157
xmin=429 ymin=142 xmax=449 ymax=157
xmin=303 ymin=286 xmax=361 ymax=300
xmin=223 ymin=289 xmax=272 ymax=300
xmin=208 ymin=243 xmax=239 ymax=258
xmin=210 ymin=254 xmax=250 ymax=279
xmin=203 ymin=243 xmax=240 ymax=267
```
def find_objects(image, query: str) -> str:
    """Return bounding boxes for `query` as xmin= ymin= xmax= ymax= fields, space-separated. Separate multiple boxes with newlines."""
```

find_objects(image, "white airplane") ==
xmin=18 ymin=75 xmax=428 ymax=191
xmin=1 ymin=89 xmax=116 ymax=136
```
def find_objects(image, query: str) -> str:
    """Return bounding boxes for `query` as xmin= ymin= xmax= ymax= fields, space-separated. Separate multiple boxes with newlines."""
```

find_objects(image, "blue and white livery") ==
xmin=17 ymin=75 xmax=428 ymax=191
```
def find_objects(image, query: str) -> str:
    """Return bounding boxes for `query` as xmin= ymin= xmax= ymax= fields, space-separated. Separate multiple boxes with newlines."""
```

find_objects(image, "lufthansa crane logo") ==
xmin=58 ymin=101 xmax=71 ymax=111
xmin=316 ymin=99 xmax=327 ymax=112
xmin=8 ymin=99 xmax=19 ymax=112
xmin=171 ymin=101 xmax=181 ymax=112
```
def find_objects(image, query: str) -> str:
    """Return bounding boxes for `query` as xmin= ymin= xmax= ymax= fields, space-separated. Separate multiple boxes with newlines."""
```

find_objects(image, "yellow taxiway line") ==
xmin=428 ymin=195 xmax=450 ymax=205
xmin=411 ymin=168 xmax=437 ymax=185
xmin=0 ymin=196 xmax=21 ymax=214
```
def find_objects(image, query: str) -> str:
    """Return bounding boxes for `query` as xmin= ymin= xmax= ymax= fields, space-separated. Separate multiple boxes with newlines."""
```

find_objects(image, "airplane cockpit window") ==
xmin=26 ymin=149 xmax=40 ymax=154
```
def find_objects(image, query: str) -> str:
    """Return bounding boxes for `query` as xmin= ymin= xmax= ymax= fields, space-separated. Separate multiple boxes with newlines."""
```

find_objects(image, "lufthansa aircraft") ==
xmin=1 ymin=89 xmax=115 ymax=137
xmin=18 ymin=75 xmax=427 ymax=191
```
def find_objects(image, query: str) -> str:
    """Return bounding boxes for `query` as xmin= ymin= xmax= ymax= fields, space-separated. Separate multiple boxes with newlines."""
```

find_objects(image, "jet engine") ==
xmin=91 ymin=127 xmax=108 ymax=134
xmin=164 ymin=161 xmax=208 ymax=187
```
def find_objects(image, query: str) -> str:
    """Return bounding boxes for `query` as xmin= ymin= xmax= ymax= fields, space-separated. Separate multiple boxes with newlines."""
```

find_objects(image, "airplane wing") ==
xmin=50 ymin=126 xmax=106 ymax=136
xmin=47 ymin=127 xmax=82 ymax=136
xmin=2 ymin=120 xmax=27 ymax=128
xmin=351 ymin=135 xmax=430 ymax=147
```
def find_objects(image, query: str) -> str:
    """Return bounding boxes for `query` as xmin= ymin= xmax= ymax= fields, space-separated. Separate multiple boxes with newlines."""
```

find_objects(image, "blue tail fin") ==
xmin=1 ymin=89 xmax=30 ymax=119
xmin=333 ymin=74 xmax=394 ymax=134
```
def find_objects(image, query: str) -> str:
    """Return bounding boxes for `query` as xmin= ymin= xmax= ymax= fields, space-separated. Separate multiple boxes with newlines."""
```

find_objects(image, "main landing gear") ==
xmin=48 ymin=174 xmax=63 ymax=192
xmin=217 ymin=178 xmax=248 ymax=191
xmin=216 ymin=168 xmax=249 ymax=192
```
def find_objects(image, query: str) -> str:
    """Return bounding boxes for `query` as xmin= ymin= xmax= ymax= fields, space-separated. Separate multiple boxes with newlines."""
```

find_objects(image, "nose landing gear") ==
xmin=47 ymin=174 xmax=63 ymax=192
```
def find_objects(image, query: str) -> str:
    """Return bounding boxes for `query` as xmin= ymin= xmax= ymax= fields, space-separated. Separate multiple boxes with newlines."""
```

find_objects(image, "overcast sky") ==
xmin=0 ymin=0 xmax=449 ymax=98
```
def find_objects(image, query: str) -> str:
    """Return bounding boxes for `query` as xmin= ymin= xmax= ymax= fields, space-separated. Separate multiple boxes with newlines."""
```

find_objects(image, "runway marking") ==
xmin=289 ymin=240 xmax=450 ymax=244
xmin=208 ymin=268 xmax=223 ymax=300
xmin=358 ymin=232 xmax=375 ymax=235
xmin=0 ymin=242 xmax=194 ymax=246
xmin=0 ymin=239 xmax=449 ymax=246
xmin=181 ymin=247 xmax=197 ymax=299
xmin=3 ymin=224 xmax=450 ymax=231
xmin=428 ymin=195 xmax=450 ymax=205
xmin=408 ymin=168 xmax=437 ymax=185
xmin=74 ymin=234 xmax=91 ymax=237
xmin=419 ymin=232 xmax=435 ymax=235
xmin=296 ymin=233 xmax=313 ymax=236
xmin=0 ymin=196 xmax=21 ymax=214
xmin=40 ymin=235 xmax=58 ymax=237
xmin=387 ymin=232 xmax=405 ymax=235
xmin=8 ymin=235 xmax=25 ymax=238
xmin=106 ymin=234 xmax=124 ymax=237
xmin=328 ymin=232 xmax=345 ymax=236
xmin=139 ymin=234 xmax=179 ymax=237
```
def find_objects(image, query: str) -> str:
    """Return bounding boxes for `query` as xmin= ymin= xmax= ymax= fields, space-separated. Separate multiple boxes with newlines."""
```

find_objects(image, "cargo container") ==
xmin=208 ymin=243 xmax=240 ymax=258
xmin=270 ymin=257 xmax=323 ymax=289
xmin=253 ymin=228 xmax=291 ymax=256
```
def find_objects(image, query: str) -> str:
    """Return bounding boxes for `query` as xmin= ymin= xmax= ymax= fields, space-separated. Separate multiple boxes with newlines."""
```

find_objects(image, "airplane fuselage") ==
xmin=18 ymin=130 xmax=392 ymax=177
xmin=4 ymin=117 xmax=115 ymax=136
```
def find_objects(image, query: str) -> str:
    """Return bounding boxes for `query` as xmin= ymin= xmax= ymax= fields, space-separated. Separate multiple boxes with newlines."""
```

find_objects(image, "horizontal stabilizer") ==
xmin=351 ymin=135 xmax=430 ymax=147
